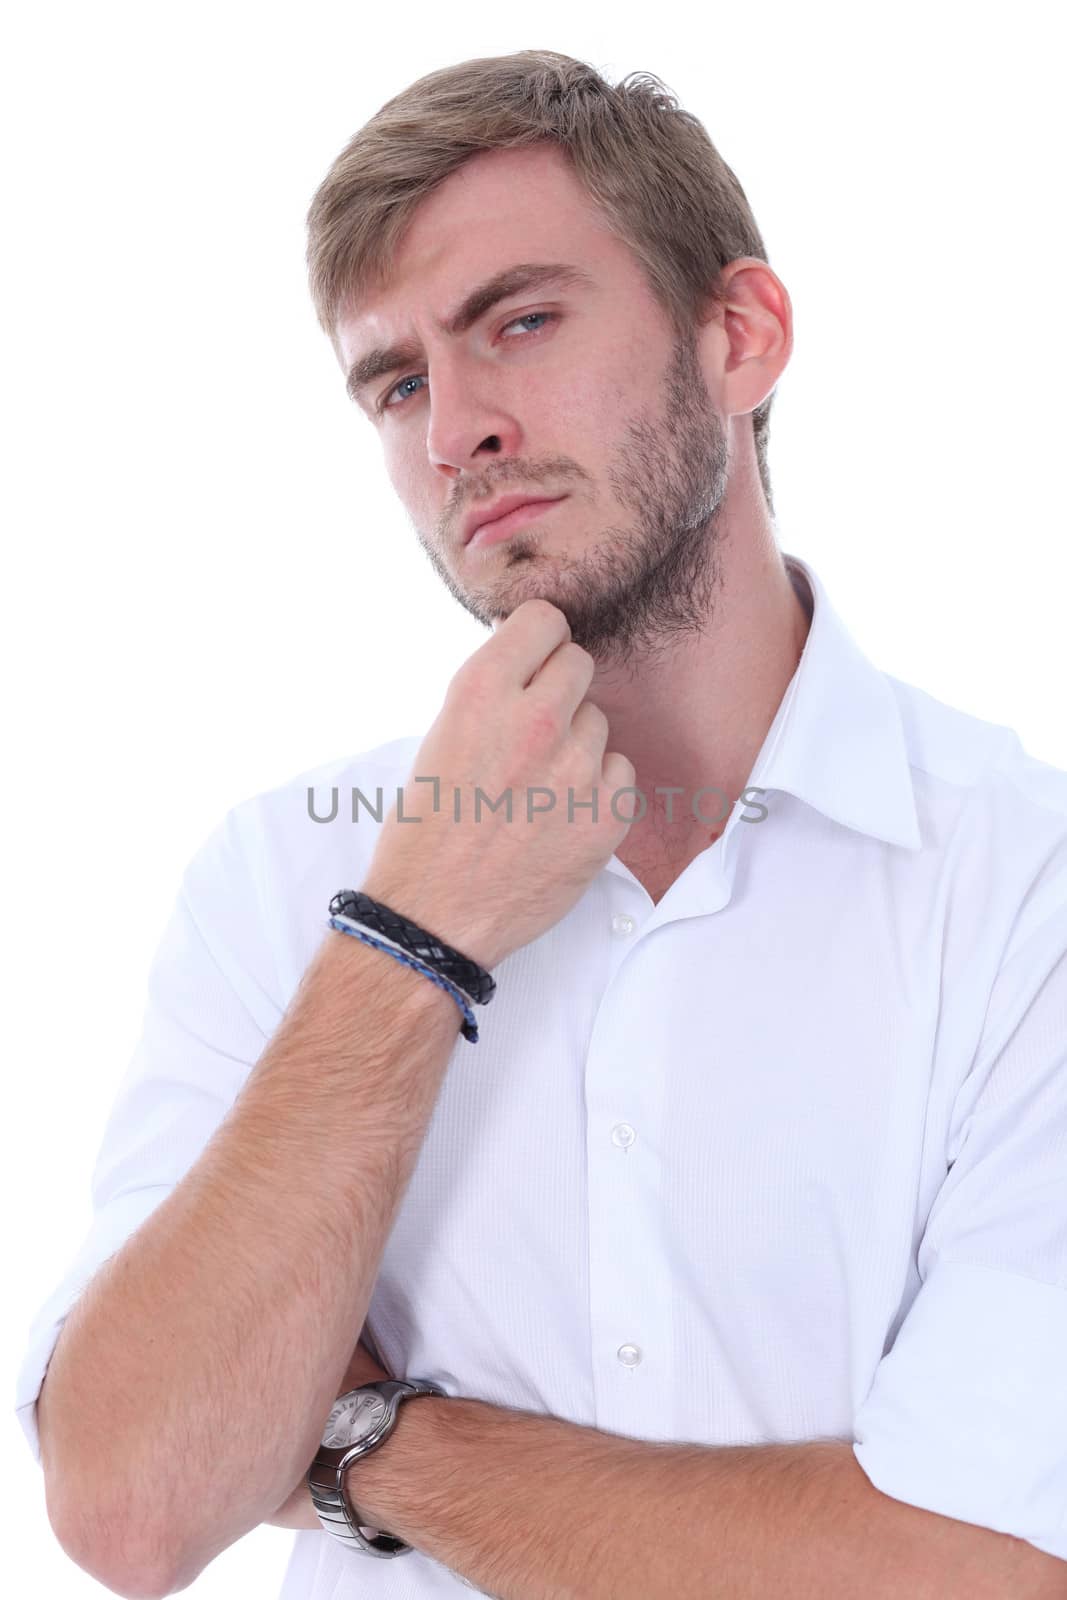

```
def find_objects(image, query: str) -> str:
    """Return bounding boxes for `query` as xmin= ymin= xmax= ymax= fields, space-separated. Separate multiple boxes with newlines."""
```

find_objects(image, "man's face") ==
xmin=334 ymin=143 xmax=732 ymax=669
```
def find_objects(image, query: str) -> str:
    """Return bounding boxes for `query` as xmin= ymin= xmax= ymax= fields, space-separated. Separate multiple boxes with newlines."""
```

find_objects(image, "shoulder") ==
xmin=179 ymin=733 xmax=425 ymax=912
xmin=888 ymin=673 xmax=1067 ymax=946
xmin=888 ymin=673 xmax=1066 ymax=808
xmin=215 ymin=734 xmax=424 ymax=845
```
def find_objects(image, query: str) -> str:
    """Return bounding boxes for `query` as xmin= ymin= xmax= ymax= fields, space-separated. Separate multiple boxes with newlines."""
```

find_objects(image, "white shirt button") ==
xmin=611 ymin=1122 xmax=637 ymax=1149
xmin=612 ymin=912 xmax=636 ymax=936
xmin=617 ymin=1343 xmax=643 ymax=1366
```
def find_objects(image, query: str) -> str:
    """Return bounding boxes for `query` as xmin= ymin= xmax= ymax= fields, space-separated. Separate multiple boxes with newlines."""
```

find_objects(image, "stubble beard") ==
xmin=417 ymin=326 xmax=731 ymax=678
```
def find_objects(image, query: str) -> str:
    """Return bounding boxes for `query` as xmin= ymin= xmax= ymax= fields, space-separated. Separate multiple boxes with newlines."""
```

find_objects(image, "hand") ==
xmin=274 ymin=1334 xmax=393 ymax=1532
xmin=336 ymin=1334 xmax=417 ymax=1539
xmin=363 ymin=598 xmax=637 ymax=972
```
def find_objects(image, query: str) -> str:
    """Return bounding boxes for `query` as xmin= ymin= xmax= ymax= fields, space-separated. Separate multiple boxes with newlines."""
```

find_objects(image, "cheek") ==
xmin=384 ymin=440 xmax=422 ymax=504
xmin=550 ymin=333 xmax=637 ymax=430
xmin=546 ymin=367 xmax=628 ymax=454
xmin=379 ymin=449 xmax=428 ymax=533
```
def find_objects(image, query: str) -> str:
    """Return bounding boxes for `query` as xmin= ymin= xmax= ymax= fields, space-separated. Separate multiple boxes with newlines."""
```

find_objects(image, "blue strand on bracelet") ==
xmin=327 ymin=914 xmax=480 ymax=1042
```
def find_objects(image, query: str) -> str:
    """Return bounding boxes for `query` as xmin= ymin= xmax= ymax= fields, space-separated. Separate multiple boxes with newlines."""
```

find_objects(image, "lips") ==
xmin=462 ymin=494 xmax=566 ymax=547
xmin=467 ymin=497 xmax=567 ymax=551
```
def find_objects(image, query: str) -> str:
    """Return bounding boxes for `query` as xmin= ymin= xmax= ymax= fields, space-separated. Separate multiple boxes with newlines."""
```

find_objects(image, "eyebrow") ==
xmin=345 ymin=261 xmax=596 ymax=410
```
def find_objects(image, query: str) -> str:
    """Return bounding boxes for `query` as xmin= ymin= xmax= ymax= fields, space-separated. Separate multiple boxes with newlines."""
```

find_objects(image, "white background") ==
xmin=3 ymin=1 xmax=1064 ymax=1593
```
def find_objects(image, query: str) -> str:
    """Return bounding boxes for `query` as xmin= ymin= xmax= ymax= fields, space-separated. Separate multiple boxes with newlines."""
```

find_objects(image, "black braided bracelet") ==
xmin=328 ymin=890 xmax=496 ymax=1042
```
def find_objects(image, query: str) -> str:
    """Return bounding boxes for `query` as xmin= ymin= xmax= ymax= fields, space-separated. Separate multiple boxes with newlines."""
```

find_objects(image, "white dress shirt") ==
xmin=15 ymin=552 xmax=1067 ymax=1596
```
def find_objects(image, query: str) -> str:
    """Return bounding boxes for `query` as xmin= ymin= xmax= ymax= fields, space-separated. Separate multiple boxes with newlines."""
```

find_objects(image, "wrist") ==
xmin=360 ymin=875 xmax=501 ymax=973
xmin=343 ymin=1391 xmax=452 ymax=1533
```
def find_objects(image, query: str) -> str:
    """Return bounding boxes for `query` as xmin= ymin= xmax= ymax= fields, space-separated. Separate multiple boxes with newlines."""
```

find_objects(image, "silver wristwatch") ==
xmin=307 ymin=1378 xmax=447 ymax=1556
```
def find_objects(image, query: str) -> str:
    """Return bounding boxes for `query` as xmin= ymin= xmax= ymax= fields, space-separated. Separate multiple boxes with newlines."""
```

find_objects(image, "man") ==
xmin=17 ymin=49 xmax=1067 ymax=1600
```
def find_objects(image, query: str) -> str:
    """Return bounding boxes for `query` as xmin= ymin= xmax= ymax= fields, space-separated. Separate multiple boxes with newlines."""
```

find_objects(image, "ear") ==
xmin=714 ymin=257 xmax=793 ymax=419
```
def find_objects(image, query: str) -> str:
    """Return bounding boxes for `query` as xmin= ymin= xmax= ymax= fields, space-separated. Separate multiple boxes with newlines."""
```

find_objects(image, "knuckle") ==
xmin=563 ymin=640 xmax=594 ymax=673
xmin=520 ymin=597 xmax=569 ymax=633
xmin=575 ymin=698 xmax=607 ymax=734
xmin=524 ymin=698 xmax=563 ymax=749
xmin=450 ymin=658 xmax=489 ymax=702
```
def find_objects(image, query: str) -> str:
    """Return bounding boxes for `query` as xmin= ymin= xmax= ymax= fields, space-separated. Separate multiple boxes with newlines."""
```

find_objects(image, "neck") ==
xmin=588 ymin=517 xmax=812 ymax=847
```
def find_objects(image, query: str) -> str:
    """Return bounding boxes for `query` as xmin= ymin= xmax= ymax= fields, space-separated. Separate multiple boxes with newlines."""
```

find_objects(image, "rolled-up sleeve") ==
xmin=14 ymin=803 xmax=281 ymax=1466
xmin=853 ymin=894 xmax=1067 ymax=1563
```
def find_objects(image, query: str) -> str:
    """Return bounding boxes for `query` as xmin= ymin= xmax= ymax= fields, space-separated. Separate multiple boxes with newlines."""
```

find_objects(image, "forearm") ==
xmin=265 ymin=1478 xmax=322 ymax=1531
xmin=339 ymin=1395 xmax=1055 ymax=1600
xmin=41 ymin=926 xmax=463 ymax=1596
xmin=263 ymin=1323 xmax=384 ymax=1532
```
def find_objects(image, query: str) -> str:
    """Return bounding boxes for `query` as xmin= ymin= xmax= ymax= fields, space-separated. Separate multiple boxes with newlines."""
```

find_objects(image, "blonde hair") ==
xmin=306 ymin=49 xmax=778 ymax=514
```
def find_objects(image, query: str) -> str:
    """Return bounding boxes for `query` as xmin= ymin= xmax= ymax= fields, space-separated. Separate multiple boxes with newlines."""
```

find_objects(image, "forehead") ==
xmin=334 ymin=145 xmax=626 ymax=381
xmin=402 ymin=142 xmax=598 ymax=249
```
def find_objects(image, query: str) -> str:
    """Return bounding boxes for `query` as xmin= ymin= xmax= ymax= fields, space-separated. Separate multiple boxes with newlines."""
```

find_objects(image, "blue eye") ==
xmin=378 ymin=310 xmax=557 ymax=415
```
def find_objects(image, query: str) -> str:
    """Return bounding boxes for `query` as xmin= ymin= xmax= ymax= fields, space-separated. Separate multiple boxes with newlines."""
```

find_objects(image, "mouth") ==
xmin=465 ymin=496 xmax=567 ymax=551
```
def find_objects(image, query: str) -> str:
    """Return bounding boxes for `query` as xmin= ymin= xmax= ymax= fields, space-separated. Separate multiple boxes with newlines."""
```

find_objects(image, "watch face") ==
xmin=323 ymin=1389 xmax=388 ymax=1449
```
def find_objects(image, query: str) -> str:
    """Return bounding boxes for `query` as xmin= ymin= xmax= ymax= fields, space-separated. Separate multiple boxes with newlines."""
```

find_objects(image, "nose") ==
xmin=426 ymin=359 xmax=523 ymax=477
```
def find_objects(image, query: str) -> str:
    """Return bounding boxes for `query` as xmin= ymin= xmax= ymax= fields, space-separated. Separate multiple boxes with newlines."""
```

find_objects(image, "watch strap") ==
xmin=308 ymin=1379 xmax=447 ymax=1557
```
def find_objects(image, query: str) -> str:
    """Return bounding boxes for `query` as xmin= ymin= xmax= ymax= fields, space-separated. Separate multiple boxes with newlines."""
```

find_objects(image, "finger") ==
xmin=527 ymin=641 xmax=597 ymax=725
xmin=569 ymin=697 xmax=610 ymax=760
xmin=603 ymin=750 xmax=639 ymax=818
xmin=478 ymin=599 xmax=571 ymax=689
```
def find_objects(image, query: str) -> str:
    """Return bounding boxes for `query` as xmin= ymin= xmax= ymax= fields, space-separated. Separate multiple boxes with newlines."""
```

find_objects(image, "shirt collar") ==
xmin=745 ymin=552 xmax=922 ymax=852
